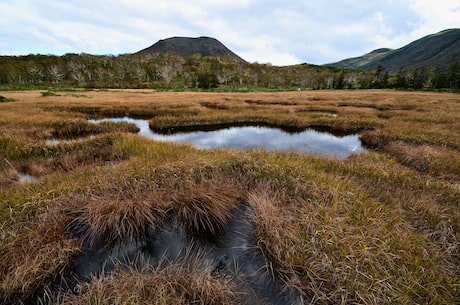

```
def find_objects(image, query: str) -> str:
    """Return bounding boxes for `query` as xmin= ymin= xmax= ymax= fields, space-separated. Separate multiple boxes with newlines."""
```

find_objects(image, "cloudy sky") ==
xmin=1 ymin=0 xmax=459 ymax=65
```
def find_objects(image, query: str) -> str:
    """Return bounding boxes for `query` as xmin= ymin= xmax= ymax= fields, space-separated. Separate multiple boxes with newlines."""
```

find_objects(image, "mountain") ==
xmin=136 ymin=36 xmax=246 ymax=62
xmin=327 ymin=29 xmax=460 ymax=73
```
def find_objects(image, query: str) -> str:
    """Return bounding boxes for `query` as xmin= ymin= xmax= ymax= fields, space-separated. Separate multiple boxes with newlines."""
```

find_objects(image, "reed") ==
xmin=54 ymin=258 xmax=236 ymax=305
xmin=172 ymin=181 xmax=243 ymax=237
xmin=1 ymin=90 xmax=459 ymax=304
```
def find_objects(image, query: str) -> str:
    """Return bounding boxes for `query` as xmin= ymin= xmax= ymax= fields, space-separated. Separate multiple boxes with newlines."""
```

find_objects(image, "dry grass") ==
xmin=248 ymin=185 xmax=300 ymax=268
xmin=173 ymin=181 xmax=243 ymax=237
xmin=55 ymin=258 xmax=236 ymax=305
xmin=66 ymin=190 xmax=169 ymax=247
xmin=0 ymin=203 xmax=80 ymax=305
xmin=383 ymin=143 xmax=460 ymax=181
xmin=0 ymin=90 xmax=459 ymax=304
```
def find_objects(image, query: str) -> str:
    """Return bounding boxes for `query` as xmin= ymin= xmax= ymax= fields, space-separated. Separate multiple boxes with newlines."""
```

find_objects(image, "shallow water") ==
xmin=66 ymin=206 xmax=304 ymax=305
xmin=18 ymin=173 xmax=34 ymax=184
xmin=90 ymin=117 xmax=366 ymax=158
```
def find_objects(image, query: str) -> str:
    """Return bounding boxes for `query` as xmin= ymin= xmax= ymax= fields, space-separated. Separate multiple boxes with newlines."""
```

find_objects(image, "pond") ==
xmin=89 ymin=117 xmax=366 ymax=158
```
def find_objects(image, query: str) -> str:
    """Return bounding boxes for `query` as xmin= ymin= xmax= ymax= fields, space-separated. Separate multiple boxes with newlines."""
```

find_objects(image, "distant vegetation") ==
xmin=2 ymin=29 xmax=460 ymax=91
xmin=1 ymin=52 xmax=459 ymax=91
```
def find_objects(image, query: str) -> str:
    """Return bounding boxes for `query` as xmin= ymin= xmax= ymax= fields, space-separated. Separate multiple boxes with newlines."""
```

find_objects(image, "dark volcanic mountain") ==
xmin=327 ymin=29 xmax=460 ymax=73
xmin=137 ymin=36 xmax=246 ymax=62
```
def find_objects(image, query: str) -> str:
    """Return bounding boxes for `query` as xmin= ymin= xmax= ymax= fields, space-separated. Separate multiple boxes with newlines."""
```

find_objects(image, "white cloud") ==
xmin=0 ymin=0 xmax=458 ymax=64
xmin=408 ymin=0 xmax=460 ymax=34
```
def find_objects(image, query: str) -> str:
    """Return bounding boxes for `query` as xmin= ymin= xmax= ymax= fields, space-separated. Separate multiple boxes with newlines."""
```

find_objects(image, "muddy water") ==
xmin=90 ymin=117 xmax=366 ymax=158
xmin=65 ymin=206 xmax=305 ymax=305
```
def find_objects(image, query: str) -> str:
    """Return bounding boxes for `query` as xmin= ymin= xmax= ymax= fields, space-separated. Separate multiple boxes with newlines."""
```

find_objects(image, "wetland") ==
xmin=1 ymin=90 xmax=459 ymax=305
xmin=90 ymin=117 xmax=366 ymax=157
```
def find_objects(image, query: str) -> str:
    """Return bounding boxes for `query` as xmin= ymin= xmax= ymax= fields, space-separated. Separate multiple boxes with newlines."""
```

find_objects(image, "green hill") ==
xmin=327 ymin=29 xmax=460 ymax=73
xmin=136 ymin=36 xmax=246 ymax=62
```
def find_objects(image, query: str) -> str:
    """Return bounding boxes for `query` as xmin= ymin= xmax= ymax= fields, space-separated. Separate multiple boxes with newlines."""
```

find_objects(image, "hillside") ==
xmin=327 ymin=29 xmax=460 ymax=73
xmin=137 ymin=36 xmax=246 ymax=62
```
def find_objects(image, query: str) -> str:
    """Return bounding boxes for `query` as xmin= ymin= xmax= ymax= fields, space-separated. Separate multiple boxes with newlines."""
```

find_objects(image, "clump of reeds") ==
xmin=383 ymin=142 xmax=460 ymax=181
xmin=0 ymin=203 xmax=81 ymax=305
xmin=51 ymin=119 xmax=139 ymax=139
xmin=54 ymin=257 xmax=236 ymax=305
xmin=248 ymin=185 xmax=300 ymax=268
xmin=0 ymin=162 xmax=19 ymax=187
xmin=172 ymin=181 xmax=243 ymax=238
xmin=66 ymin=190 xmax=169 ymax=246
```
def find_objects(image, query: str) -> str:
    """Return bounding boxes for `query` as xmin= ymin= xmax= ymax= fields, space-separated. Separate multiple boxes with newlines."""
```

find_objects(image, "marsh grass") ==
xmin=1 ymin=90 xmax=459 ymax=304
xmin=66 ymin=192 xmax=167 ymax=247
xmin=383 ymin=143 xmax=460 ymax=181
xmin=51 ymin=120 xmax=139 ymax=138
xmin=0 ymin=95 xmax=16 ymax=103
xmin=173 ymin=181 xmax=243 ymax=238
xmin=55 ymin=258 xmax=237 ymax=305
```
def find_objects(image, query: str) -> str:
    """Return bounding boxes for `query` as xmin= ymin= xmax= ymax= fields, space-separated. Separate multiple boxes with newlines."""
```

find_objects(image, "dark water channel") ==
xmin=66 ymin=206 xmax=305 ymax=305
xmin=90 ymin=117 xmax=366 ymax=158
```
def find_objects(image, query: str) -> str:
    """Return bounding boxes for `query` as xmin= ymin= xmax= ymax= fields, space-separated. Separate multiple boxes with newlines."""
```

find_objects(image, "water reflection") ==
xmin=18 ymin=173 xmax=34 ymax=184
xmin=90 ymin=117 xmax=366 ymax=158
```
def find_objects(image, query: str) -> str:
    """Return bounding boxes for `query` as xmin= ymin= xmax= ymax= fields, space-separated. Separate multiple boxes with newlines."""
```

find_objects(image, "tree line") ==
xmin=0 ymin=53 xmax=459 ymax=91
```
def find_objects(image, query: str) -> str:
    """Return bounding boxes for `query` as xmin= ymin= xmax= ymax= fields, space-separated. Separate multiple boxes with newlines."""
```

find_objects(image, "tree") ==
xmin=197 ymin=72 xmax=218 ymax=89
xmin=447 ymin=62 xmax=460 ymax=89
xmin=373 ymin=65 xmax=388 ymax=88
xmin=432 ymin=67 xmax=447 ymax=89
xmin=334 ymin=71 xmax=345 ymax=89
xmin=395 ymin=67 xmax=408 ymax=88
xmin=27 ymin=65 xmax=44 ymax=83
xmin=158 ymin=63 xmax=178 ymax=85
xmin=46 ymin=64 xmax=65 ymax=83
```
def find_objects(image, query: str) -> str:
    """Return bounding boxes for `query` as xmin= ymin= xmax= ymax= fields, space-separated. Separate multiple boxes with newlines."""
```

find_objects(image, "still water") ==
xmin=90 ymin=117 xmax=366 ymax=158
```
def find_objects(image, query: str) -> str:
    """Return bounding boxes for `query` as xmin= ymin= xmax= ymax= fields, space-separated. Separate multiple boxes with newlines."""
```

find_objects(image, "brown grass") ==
xmin=383 ymin=143 xmax=460 ymax=181
xmin=55 ymin=258 xmax=236 ymax=305
xmin=0 ymin=203 xmax=80 ymax=305
xmin=173 ymin=181 xmax=244 ymax=237
xmin=1 ymin=90 xmax=459 ymax=305
xmin=66 ymin=190 xmax=170 ymax=247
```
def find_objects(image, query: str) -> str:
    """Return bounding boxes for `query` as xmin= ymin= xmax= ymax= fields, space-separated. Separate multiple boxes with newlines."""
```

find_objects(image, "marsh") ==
xmin=90 ymin=117 xmax=366 ymax=158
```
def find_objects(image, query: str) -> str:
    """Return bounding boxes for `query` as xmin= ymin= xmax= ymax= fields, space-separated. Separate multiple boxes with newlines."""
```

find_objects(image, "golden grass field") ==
xmin=0 ymin=89 xmax=459 ymax=304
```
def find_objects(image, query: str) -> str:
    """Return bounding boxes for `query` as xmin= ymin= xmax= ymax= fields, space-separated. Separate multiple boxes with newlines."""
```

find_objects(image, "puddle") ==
xmin=61 ymin=205 xmax=304 ymax=305
xmin=90 ymin=117 xmax=366 ymax=158
xmin=46 ymin=136 xmax=97 ymax=146
xmin=18 ymin=173 xmax=35 ymax=184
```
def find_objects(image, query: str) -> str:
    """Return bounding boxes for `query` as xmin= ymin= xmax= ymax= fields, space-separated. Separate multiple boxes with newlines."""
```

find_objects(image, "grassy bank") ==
xmin=0 ymin=90 xmax=459 ymax=304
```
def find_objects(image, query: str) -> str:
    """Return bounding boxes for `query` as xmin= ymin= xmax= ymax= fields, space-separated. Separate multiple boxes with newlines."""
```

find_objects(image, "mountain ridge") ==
xmin=326 ymin=29 xmax=460 ymax=73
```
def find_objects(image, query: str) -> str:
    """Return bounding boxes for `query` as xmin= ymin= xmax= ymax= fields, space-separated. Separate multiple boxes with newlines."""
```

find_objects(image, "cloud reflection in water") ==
xmin=91 ymin=117 xmax=366 ymax=158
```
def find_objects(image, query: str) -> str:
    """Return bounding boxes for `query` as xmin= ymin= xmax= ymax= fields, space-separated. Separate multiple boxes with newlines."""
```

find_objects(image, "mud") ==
xmin=62 ymin=205 xmax=306 ymax=305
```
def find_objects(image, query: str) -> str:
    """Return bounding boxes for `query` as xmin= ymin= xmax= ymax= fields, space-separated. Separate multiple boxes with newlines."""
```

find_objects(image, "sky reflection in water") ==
xmin=92 ymin=117 xmax=366 ymax=158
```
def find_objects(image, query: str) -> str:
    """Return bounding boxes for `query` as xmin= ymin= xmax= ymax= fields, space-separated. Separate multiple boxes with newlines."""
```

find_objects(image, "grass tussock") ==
xmin=55 ymin=260 xmax=236 ymax=305
xmin=0 ymin=203 xmax=81 ymax=305
xmin=1 ymin=90 xmax=459 ymax=304
xmin=248 ymin=186 xmax=300 ymax=269
xmin=290 ymin=176 xmax=457 ymax=304
xmin=66 ymin=190 xmax=169 ymax=247
xmin=383 ymin=143 xmax=460 ymax=181
xmin=51 ymin=119 xmax=139 ymax=138
xmin=173 ymin=181 xmax=244 ymax=237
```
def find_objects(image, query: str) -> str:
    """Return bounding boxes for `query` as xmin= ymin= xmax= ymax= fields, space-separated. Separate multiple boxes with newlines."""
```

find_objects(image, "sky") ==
xmin=0 ymin=0 xmax=459 ymax=66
